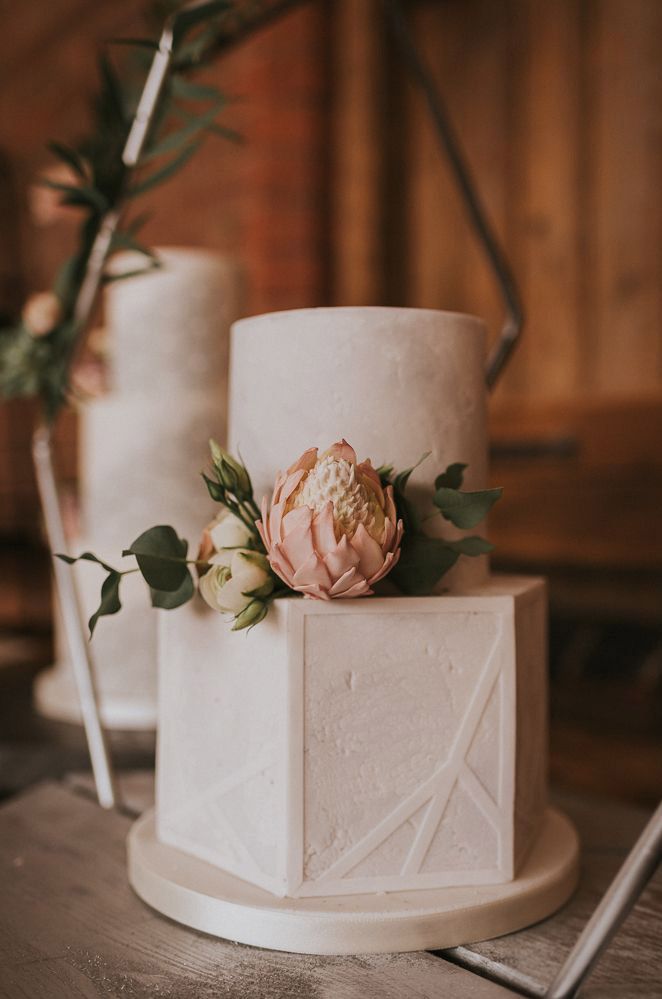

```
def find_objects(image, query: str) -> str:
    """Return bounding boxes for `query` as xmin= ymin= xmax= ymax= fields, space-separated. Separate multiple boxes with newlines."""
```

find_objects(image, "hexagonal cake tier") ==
xmin=156 ymin=576 xmax=547 ymax=899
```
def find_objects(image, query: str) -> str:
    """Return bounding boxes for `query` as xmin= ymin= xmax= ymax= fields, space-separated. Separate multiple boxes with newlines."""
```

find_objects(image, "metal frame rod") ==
xmin=33 ymin=426 xmax=117 ymax=809
xmin=545 ymin=801 xmax=662 ymax=998
xmin=40 ymin=1 xmax=212 ymax=810
xmin=382 ymin=0 xmax=524 ymax=389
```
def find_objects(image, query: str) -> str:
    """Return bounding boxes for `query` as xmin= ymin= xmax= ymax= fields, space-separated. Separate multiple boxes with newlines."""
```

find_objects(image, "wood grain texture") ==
xmin=0 ymin=783 xmax=512 ymax=998
xmin=588 ymin=0 xmax=662 ymax=391
xmin=445 ymin=788 xmax=662 ymax=998
xmin=54 ymin=774 xmax=662 ymax=997
xmin=330 ymin=0 xmax=384 ymax=305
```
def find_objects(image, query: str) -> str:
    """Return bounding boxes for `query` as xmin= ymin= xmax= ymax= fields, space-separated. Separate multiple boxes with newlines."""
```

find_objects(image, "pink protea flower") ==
xmin=257 ymin=440 xmax=403 ymax=600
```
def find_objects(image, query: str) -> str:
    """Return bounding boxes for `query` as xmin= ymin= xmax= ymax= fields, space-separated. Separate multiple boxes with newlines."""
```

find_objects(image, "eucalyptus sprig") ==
xmin=55 ymin=441 xmax=288 ymax=635
xmin=378 ymin=458 xmax=501 ymax=595
xmin=0 ymin=0 xmax=240 ymax=420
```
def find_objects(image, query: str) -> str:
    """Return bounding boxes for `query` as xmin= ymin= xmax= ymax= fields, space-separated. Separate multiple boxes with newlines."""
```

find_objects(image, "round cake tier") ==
xmin=106 ymin=247 xmax=239 ymax=398
xmin=229 ymin=306 xmax=488 ymax=591
xmin=80 ymin=394 xmax=221 ymax=552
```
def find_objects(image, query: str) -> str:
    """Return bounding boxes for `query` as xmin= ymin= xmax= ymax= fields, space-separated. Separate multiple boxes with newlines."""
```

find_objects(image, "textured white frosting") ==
xmin=157 ymin=580 xmax=548 ymax=897
xmin=229 ymin=307 xmax=488 ymax=591
xmin=37 ymin=249 xmax=240 ymax=729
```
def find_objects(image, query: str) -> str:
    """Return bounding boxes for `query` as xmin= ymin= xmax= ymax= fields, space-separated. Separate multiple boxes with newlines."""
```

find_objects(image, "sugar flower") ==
xmin=257 ymin=440 xmax=403 ymax=599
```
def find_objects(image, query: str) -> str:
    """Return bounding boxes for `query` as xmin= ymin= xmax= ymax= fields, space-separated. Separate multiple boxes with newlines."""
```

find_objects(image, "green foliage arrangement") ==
xmin=0 ymin=0 xmax=240 ymax=420
xmin=58 ymin=441 xmax=502 ymax=635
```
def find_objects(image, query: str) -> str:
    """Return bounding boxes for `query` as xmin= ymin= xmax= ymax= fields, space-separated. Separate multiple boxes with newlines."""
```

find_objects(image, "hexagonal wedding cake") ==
xmin=121 ymin=306 xmax=579 ymax=954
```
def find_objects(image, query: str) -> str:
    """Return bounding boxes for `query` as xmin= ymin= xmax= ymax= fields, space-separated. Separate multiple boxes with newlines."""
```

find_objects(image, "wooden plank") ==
xmin=445 ymin=789 xmax=662 ymax=998
xmin=588 ymin=0 xmax=662 ymax=391
xmin=405 ymin=3 xmax=467 ymax=314
xmin=0 ymin=783 xmax=512 ymax=998
xmin=495 ymin=0 xmax=583 ymax=400
xmin=330 ymin=0 xmax=384 ymax=305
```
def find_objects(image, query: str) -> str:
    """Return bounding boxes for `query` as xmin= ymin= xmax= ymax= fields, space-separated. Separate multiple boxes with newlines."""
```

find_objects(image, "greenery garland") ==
xmin=0 ymin=0 xmax=242 ymax=421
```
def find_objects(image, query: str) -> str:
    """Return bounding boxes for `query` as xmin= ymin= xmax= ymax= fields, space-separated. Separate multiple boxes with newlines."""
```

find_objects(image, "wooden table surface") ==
xmin=1 ymin=775 xmax=660 ymax=999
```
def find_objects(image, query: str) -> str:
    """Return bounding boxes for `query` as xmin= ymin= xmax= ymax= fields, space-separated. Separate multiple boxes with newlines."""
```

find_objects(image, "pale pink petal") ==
xmin=329 ymin=566 xmax=364 ymax=596
xmin=339 ymin=579 xmax=373 ymax=598
xmin=282 ymin=505 xmax=312 ymax=535
xmin=297 ymin=583 xmax=331 ymax=600
xmin=258 ymin=496 xmax=271 ymax=547
xmin=368 ymin=548 xmax=401 ymax=585
xmin=279 ymin=468 xmax=307 ymax=505
xmin=286 ymin=447 xmax=318 ymax=476
xmin=358 ymin=460 xmax=385 ymax=505
xmin=292 ymin=552 xmax=333 ymax=589
xmin=322 ymin=439 xmax=356 ymax=464
xmin=268 ymin=500 xmax=286 ymax=544
xmin=350 ymin=522 xmax=386 ymax=579
xmin=270 ymin=543 xmax=296 ymax=587
xmin=381 ymin=517 xmax=395 ymax=553
xmin=311 ymin=501 xmax=337 ymax=557
xmin=280 ymin=519 xmax=316 ymax=569
xmin=324 ymin=534 xmax=360 ymax=580
xmin=197 ymin=528 xmax=214 ymax=564
xmin=271 ymin=471 xmax=287 ymax=505
xmin=384 ymin=485 xmax=398 ymax=527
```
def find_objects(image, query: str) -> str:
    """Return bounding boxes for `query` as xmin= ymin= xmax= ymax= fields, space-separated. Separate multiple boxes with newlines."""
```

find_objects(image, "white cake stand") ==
xmin=128 ymin=806 xmax=579 ymax=955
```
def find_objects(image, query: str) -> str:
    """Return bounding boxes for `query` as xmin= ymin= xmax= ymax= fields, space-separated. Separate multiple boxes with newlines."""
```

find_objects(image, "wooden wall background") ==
xmin=1 ymin=0 xmax=661 ymax=601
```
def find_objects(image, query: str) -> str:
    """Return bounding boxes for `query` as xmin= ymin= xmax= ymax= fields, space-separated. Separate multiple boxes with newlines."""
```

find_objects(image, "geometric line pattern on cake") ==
xmin=159 ymin=741 xmax=283 ymax=891
xmin=298 ymin=619 xmax=507 ymax=894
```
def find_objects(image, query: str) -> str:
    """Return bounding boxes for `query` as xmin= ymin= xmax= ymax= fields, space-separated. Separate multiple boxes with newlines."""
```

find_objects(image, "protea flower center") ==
xmin=291 ymin=455 xmax=380 ymax=540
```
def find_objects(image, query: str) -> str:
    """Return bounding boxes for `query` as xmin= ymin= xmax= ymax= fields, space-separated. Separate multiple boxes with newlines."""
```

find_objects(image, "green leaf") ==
xmin=389 ymin=535 xmax=459 ymax=596
xmin=173 ymin=0 xmax=230 ymax=38
xmin=109 ymin=228 xmax=159 ymax=262
xmin=88 ymin=571 xmax=122 ymax=636
xmin=103 ymin=262 xmax=160 ymax=284
xmin=202 ymin=472 xmax=226 ymax=502
xmin=232 ymin=599 xmax=268 ymax=632
xmin=202 ymin=120 xmax=242 ymax=144
xmin=40 ymin=178 xmax=108 ymax=213
xmin=98 ymin=52 xmax=126 ymax=124
xmin=127 ymin=141 xmax=200 ymax=198
xmin=109 ymin=37 xmax=160 ymax=51
xmin=123 ymin=525 xmax=189 ymax=591
xmin=55 ymin=550 xmax=118 ymax=574
xmin=375 ymin=463 xmax=394 ymax=485
xmin=169 ymin=78 xmax=222 ymax=102
xmin=150 ymin=571 xmax=194 ymax=609
xmin=434 ymin=462 xmax=467 ymax=491
xmin=433 ymin=487 xmax=503 ymax=530
xmin=243 ymin=578 xmax=275 ymax=600
xmin=142 ymin=100 xmax=225 ymax=162
xmin=442 ymin=536 xmax=495 ymax=557
xmin=53 ymin=255 xmax=79 ymax=304
xmin=47 ymin=141 xmax=87 ymax=179
xmin=393 ymin=451 xmax=431 ymax=496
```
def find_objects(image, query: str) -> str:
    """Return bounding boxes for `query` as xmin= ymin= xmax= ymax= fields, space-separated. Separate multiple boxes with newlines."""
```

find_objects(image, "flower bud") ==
xmin=209 ymin=439 xmax=252 ymax=499
xmin=232 ymin=599 xmax=268 ymax=631
xmin=22 ymin=291 xmax=63 ymax=338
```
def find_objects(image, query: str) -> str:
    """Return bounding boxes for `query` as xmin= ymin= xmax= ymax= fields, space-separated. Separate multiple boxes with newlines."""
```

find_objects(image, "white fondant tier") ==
xmin=156 ymin=577 xmax=548 ymax=900
xmin=35 ymin=249 xmax=240 ymax=730
xmin=80 ymin=395 xmax=222 ymax=552
xmin=36 ymin=564 xmax=158 ymax=729
xmin=107 ymin=247 xmax=240 ymax=398
xmin=229 ymin=307 xmax=489 ymax=591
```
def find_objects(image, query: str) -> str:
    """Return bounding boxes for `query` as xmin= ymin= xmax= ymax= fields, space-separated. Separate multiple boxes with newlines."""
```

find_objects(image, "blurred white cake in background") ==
xmin=35 ymin=247 xmax=241 ymax=729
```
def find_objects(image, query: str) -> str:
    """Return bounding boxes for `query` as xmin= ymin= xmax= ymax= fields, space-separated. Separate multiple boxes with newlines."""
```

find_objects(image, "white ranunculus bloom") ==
xmin=197 ymin=510 xmax=254 ymax=568
xmin=199 ymin=549 xmax=271 ymax=616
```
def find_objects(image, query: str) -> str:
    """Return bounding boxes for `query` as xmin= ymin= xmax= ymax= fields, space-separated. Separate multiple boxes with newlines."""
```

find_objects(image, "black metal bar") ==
xmin=382 ymin=0 xmax=524 ymax=388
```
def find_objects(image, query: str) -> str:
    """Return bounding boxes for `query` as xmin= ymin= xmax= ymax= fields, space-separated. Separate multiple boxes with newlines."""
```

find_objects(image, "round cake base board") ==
xmin=34 ymin=664 xmax=156 ymax=731
xmin=128 ymin=806 xmax=579 ymax=955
